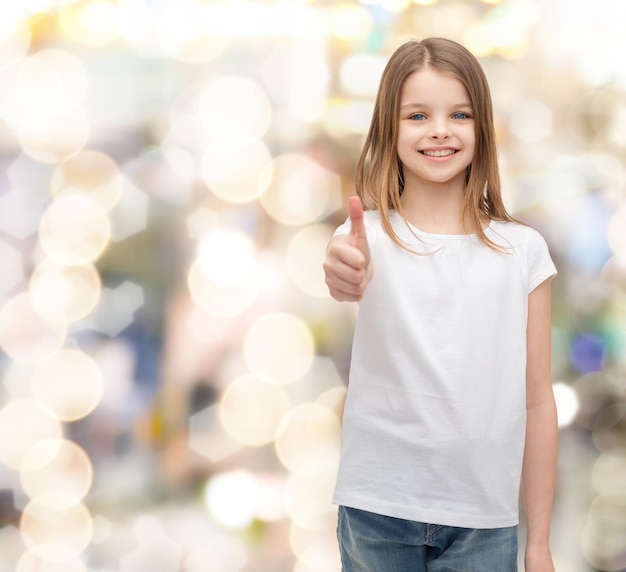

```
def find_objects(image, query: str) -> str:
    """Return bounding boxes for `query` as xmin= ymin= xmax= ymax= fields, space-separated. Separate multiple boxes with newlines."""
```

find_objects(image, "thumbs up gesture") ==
xmin=323 ymin=196 xmax=372 ymax=302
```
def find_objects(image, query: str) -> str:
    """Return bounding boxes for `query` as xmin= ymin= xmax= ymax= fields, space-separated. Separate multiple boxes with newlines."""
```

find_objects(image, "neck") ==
xmin=401 ymin=180 xmax=469 ymax=235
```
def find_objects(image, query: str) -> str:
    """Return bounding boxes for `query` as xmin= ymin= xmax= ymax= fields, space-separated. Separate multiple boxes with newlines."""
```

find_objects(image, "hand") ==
xmin=525 ymin=544 xmax=555 ymax=572
xmin=323 ymin=196 xmax=372 ymax=302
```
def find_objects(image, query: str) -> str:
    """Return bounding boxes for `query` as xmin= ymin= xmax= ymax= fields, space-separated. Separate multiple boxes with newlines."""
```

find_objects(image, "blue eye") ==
xmin=409 ymin=113 xmax=426 ymax=121
xmin=452 ymin=112 xmax=470 ymax=119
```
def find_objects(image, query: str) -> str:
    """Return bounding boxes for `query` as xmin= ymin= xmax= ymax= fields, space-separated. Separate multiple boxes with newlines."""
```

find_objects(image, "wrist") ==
xmin=525 ymin=526 xmax=551 ymax=545
xmin=525 ymin=538 xmax=551 ymax=554
xmin=526 ymin=535 xmax=550 ymax=546
xmin=524 ymin=542 xmax=554 ymax=572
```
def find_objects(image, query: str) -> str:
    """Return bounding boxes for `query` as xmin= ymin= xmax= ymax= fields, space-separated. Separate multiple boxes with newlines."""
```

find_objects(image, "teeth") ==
xmin=422 ymin=149 xmax=456 ymax=157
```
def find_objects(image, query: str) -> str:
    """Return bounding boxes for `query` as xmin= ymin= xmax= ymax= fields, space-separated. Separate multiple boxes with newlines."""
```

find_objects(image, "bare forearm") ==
xmin=521 ymin=398 xmax=558 ymax=546
xmin=523 ymin=280 xmax=557 ymax=570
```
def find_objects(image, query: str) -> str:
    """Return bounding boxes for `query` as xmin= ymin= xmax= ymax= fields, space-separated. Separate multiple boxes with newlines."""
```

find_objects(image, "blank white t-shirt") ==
xmin=332 ymin=210 xmax=557 ymax=529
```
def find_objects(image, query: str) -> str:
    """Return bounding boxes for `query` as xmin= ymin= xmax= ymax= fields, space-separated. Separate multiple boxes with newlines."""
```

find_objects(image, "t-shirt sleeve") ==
xmin=527 ymin=228 xmax=557 ymax=293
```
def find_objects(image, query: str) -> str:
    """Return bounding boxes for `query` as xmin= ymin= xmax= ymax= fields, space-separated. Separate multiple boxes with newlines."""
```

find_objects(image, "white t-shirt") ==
xmin=332 ymin=210 xmax=557 ymax=529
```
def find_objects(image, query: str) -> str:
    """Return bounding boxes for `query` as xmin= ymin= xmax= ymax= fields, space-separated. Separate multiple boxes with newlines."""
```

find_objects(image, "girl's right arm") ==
xmin=323 ymin=196 xmax=372 ymax=302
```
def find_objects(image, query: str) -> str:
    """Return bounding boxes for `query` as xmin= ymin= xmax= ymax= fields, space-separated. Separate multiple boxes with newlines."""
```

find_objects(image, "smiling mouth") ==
xmin=420 ymin=149 xmax=458 ymax=157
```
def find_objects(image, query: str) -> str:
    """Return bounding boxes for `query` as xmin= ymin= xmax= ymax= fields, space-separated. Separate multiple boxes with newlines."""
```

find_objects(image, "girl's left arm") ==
xmin=522 ymin=277 xmax=558 ymax=572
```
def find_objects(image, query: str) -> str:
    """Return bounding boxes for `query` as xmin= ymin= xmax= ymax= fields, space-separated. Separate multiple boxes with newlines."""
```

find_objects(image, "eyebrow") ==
xmin=400 ymin=102 xmax=473 ymax=111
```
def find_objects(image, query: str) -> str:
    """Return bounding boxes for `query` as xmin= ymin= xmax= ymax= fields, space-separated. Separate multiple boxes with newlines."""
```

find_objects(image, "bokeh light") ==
xmin=293 ymin=537 xmax=342 ymax=572
xmin=0 ymin=57 xmax=61 ymax=128
xmin=20 ymin=494 xmax=93 ymax=555
xmin=33 ymin=49 xmax=89 ymax=111
xmin=592 ymin=448 xmax=626 ymax=496
xmin=30 ymin=348 xmax=104 ymax=421
xmin=274 ymin=403 xmax=341 ymax=471
xmin=196 ymin=229 xmax=256 ymax=287
xmin=570 ymin=333 xmax=607 ymax=374
xmin=0 ymin=399 xmax=63 ymax=470
xmin=322 ymin=98 xmax=375 ymax=138
xmin=328 ymin=4 xmax=373 ymax=42
xmin=18 ymin=109 xmax=90 ymax=164
xmin=253 ymin=473 xmax=287 ymax=523
xmin=260 ymin=154 xmax=340 ymax=226
xmin=0 ymin=293 xmax=67 ymax=363
xmin=289 ymin=520 xmax=340 ymax=571
xmin=16 ymin=550 xmax=88 ymax=572
xmin=59 ymin=0 xmax=121 ymax=46
xmin=153 ymin=0 xmax=226 ymax=64
xmin=465 ymin=1 xmax=534 ymax=58
xmin=29 ymin=259 xmax=101 ymax=324
xmin=203 ymin=470 xmax=258 ymax=530
xmin=283 ymin=45 xmax=330 ymax=122
xmin=553 ymin=382 xmax=579 ymax=428
xmin=378 ymin=0 xmax=411 ymax=13
xmin=0 ymin=49 xmax=88 ymax=149
xmin=219 ymin=375 xmax=291 ymax=447
xmin=183 ymin=534 xmax=248 ymax=572
xmin=607 ymin=206 xmax=626 ymax=264
xmin=509 ymin=98 xmax=553 ymax=143
xmin=284 ymin=456 xmax=339 ymax=530
xmin=187 ymin=257 xmax=259 ymax=318
xmin=581 ymin=491 xmax=626 ymax=571
xmin=50 ymin=150 xmax=123 ymax=212
xmin=243 ymin=313 xmax=315 ymax=384
xmin=201 ymin=136 xmax=273 ymax=204
xmin=20 ymin=438 xmax=93 ymax=502
xmin=0 ymin=8 xmax=31 ymax=63
xmin=0 ymin=238 xmax=25 ymax=299
xmin=286 ymin=224 xmax=334 ymax=298
xmin=339 ymin=54 xmax=386 ymax=97
xmin=38 ymin=195 xmax=111 ymax=264
xmin=316 ymin=385 xmax=348 ymax=419
xmin=195 ymin=76 xmax=272 ymax=141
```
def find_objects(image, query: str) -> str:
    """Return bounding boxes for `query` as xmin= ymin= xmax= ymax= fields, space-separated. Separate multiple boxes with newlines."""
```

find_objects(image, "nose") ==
xmin=429 ymin=118 xmax=451 ymax=140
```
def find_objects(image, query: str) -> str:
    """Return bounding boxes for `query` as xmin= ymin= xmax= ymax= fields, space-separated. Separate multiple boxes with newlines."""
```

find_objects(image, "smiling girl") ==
xmin=323 ymin=38 xmax=558 ymax=571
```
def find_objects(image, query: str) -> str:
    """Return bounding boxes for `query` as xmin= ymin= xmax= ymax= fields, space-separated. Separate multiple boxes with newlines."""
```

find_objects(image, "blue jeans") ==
xmin=337 ymin=506 xmax=518 ymax=571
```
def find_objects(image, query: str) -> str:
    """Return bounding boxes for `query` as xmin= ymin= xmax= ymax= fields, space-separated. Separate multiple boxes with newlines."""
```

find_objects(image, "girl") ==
xmin=323 ymin=38 xmax=557 ymax=571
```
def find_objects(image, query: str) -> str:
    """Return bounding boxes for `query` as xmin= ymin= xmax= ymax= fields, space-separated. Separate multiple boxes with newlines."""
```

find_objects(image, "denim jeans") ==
xmin=337 ymin=506 xmax=518 ymax=571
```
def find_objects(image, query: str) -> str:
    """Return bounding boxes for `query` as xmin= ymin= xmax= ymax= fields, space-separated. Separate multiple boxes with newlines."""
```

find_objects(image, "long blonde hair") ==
xmin=355 ymin=37 xmax=514 ymax=252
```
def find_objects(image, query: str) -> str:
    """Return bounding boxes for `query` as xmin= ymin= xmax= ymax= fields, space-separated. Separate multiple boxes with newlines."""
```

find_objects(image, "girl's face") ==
xmin=396 ymin=67 xmax=475 ymax=193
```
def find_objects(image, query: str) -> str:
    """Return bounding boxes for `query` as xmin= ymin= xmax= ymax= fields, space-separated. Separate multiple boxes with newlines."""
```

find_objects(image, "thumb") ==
xmin=348 ymin=196 xmax=370 ymax=261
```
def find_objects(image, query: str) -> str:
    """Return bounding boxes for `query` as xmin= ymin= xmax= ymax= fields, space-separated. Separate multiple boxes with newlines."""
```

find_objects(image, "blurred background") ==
xmin=0 ymin=0 xmax=625 ymax=570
